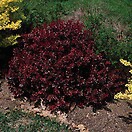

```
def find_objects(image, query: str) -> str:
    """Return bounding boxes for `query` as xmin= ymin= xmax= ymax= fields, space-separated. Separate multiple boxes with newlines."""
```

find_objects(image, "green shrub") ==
xmin=82 ymin=0 xmax=132 ymax=66
xmin=20 ymin=0 xmax=75 ymax=28
xmin=87 ymin=22 xmax=132 ymax=65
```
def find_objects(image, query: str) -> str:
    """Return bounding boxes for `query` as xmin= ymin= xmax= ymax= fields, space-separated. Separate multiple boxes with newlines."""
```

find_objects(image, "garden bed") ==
xmin=0 ymin=0 xmax=131 ymax=131
xmin=0 ymin=79 xmax=132 ymax=132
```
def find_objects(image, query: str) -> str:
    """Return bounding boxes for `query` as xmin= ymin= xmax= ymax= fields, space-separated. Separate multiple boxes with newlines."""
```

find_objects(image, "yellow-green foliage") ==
xmin=0 ymin=0 xmax=22 ymax=47
xmin=114 ymin=59 xmax=132 ymax=100
xmin=0 ymin=35 xmax=20 ymax=47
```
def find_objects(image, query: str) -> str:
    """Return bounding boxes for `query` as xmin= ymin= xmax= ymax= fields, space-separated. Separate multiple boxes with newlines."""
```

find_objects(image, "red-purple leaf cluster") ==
xmin=7 ymin=20 xmax=127 ymax=111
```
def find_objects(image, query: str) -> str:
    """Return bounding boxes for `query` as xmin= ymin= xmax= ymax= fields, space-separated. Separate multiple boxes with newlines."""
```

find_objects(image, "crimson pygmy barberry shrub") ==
xmin=7 ymin=20 xmax=127 ymax=111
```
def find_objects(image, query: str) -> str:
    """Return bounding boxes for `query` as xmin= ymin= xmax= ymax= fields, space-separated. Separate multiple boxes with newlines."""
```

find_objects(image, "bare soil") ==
xmin=67 ymin=101 xmax=132 ymax=132
xmin=0 ymin=79 xmax=21 ymax=113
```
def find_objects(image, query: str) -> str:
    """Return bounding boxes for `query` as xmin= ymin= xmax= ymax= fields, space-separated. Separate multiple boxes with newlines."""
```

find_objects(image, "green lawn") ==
xmin=0 ymin=109 xmax=70 ymax=132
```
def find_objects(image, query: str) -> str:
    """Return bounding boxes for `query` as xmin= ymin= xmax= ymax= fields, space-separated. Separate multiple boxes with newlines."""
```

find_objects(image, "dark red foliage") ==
xmin=7 ymin=20 xmax=127 ymax=111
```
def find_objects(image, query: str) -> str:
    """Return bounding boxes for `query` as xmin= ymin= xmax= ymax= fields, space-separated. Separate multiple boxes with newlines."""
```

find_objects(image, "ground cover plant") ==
xmin=82 ymin=0 xmax=132 ymax=65
xmin=20 ymin=0 xmax=76 ymax=28
xmin=0 ymin=109 xmax=69 ymax=132
xmin=7 ymin=20 xmax=127 ymax=112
